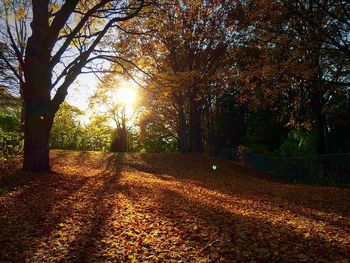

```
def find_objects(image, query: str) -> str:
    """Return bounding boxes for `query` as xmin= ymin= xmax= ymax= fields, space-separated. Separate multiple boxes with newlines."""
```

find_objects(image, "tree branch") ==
xmin=6 ymin=25 xmax=24 ymax=69
xmin=51 ymin=0 xmax=145 ymax=111
xmin=0 ymin=51 xmax=23 ymax=83
xmin=48 ymin=0 xmax=80 ymax=49
xmin=50 ymin=0 xmax=113 ymax=68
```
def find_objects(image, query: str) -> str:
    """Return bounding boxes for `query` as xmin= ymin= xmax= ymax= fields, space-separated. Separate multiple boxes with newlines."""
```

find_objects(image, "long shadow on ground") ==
xmin=0 ymin=151 xmax=123 ymax=262
xmin=0 ymin=151 xmax=349 ymax=262
xmin=135 ymin=153 xmax=350 ymax=217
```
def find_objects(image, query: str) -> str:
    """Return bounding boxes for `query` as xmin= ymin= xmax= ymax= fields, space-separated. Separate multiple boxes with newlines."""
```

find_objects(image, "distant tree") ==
xmin=243 ymin=110 xmax=288 ymax=154
xmin=0 ymin=89 xmax=22 ymax=156
xmin=89 ymin=75 xmax=138 ymax=152
xmin=203 ymin=87 xmax=248 ymax=154
xmin=281 ymin=0 xmax=350 ymax=60
xmin=81 ymin=115 xmax=113 ymax=151
xmin=50 ymin=102 xmax=83 ymax=150
xmin=0 ymin=86 xmax=20 ymax=109
xmin=0 ymin=0 xmax=29 ymax=95
xmin=137 ymin=107 xmax=178 ymax=152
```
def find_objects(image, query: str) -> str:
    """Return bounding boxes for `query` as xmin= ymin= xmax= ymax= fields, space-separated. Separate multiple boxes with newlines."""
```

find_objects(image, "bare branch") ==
xmin=6 ymin=25 xmax=25 ymax=69
xmin=51 ymin=0 xmax=145 ymax=110
xmin=0 ymin=50 xmax=23 ymax=83
xmin=50 ymin=0 xmax=113 ymax=68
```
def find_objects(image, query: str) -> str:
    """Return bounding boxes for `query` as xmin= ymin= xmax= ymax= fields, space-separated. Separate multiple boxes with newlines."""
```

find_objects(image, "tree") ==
xmin=117 ymin=0 xmax=234 ymax=153
xmin=0 ymin=87 xmax=22 ymax=156
xmin=281 ymin=0 xmax=350 ymax=60
xmin=0 ymin=43 xmax=21 ymax=100
xmin=236 ymin=0 xmax=350 ymax=154
xmin=89 ymin=75 xmax=138 ymax=152
xmin=0 ymin=0 xmax=29 ymax=92
xmin=202 ymin=87 xmax=248 ymax=155
xmin=81 ymin=115 xmax=113 ymax=151
xmin=50 ymin=102 xmax=83 ymax=150
xmin=0 ymin=0 xmax=146 ymax=171
xmin=137 ymin=100 xmax=178 ymax=153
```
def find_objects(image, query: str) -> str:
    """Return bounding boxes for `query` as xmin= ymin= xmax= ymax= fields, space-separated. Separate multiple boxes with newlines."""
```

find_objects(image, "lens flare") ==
xmin=117 ymin=87 xmax=136 ymax=106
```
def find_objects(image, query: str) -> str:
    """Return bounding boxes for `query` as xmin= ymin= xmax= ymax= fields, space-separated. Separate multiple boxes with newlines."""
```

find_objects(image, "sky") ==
xmin=64 ymin=73 xmax=100 ymax=126
xmin=66 ymin=74 xmax=99 ymax=112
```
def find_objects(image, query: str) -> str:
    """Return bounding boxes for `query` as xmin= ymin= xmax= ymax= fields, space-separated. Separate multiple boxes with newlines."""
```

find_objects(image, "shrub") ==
xmin=0 ymin=128 xmax=23 ymax=157
xmin=278 ymin=128 xmax=316 ymax=157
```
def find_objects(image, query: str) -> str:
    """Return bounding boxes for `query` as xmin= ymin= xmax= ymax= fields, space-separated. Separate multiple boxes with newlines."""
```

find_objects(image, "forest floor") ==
xmin=0 ymin=150 xmax=349 ymax=262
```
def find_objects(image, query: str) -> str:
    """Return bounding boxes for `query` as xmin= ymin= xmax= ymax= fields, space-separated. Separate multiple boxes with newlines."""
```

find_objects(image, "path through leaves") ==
xmin=0 ymin=150 xmax=349 ymax=262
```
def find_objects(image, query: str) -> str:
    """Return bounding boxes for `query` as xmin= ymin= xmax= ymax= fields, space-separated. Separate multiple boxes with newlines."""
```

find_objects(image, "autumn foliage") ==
xmin=1 ymin=151 xmax=349 ymax=262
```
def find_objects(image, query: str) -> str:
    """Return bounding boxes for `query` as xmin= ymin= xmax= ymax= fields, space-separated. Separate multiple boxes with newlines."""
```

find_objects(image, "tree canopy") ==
xmin=0 ymin=0 xmax=349 ymax=171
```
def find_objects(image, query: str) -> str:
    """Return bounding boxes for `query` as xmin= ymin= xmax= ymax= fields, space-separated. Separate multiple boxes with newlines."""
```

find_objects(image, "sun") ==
xmin=116 ymin=86 xmax=137 ymax=106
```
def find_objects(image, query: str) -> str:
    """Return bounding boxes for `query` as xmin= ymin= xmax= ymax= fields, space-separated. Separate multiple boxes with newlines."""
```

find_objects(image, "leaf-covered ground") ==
xmin=0 ymin=150 xmax=349 ymax=262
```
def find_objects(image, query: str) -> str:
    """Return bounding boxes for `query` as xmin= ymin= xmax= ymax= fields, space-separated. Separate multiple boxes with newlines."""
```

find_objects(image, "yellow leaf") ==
xmin=111 ymin=241 xmax=118 ymax=247
xmin=128 ymin=255 xmax=138 ymax=263
xmin=304 ymin=232 xmax=310 ymax=238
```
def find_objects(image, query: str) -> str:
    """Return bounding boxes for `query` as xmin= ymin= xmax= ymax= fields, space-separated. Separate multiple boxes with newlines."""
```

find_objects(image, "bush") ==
xmin=0 ymin=128 xmax=23 ymax=157
xmin=0 ymin=107 xmax=22 ymax=157
xmin=278 ymin=128 xmax=316 ymax=157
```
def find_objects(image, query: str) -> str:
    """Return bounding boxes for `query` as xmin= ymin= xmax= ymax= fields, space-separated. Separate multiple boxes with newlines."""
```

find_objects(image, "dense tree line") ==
xmin=0 ymin=0 xmax=349 ymax=170
xmin=111 ymin=0 xmax=349 ymax=156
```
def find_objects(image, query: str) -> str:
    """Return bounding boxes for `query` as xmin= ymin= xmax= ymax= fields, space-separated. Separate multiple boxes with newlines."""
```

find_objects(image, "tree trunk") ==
xmin=111 ymin=127 xmax=128 ymax=152
xmin=111 ymin=108 xmax=128 ymax=152
xmin=177 ymin=105 xmax=187 ymax=153
xmin=204 ymin=91 xmax=216 ymax=155
xmin=23 ymin=108 xmax=54 ymax=172
xmin=311 ymin=89 xmax=327 ymax=154
xmin=189 ymin=102 xmax=202 ymax=152
xmin=22 ymin=0 xmax=53 ymax=172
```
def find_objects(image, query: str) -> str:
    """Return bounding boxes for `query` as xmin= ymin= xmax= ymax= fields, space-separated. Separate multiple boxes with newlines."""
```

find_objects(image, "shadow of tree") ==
xmin=0 ymin=151 xmax=123 ymax=262
xmin=0 ymin=171 xmax=88 ymax=261
xmin=118 ymin=181 xmax=349 ymax=262
xmin=60 ymin=171 xmax=122 ymax=262
xmin=0 ymin=151 xmax=349 ymax=262
xmin=135 ymin=153 xmax=350 ymax=218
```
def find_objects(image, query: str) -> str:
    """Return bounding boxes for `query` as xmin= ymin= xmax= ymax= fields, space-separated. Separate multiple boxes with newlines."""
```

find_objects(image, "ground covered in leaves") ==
xmin=0 ymin=150 xmax=349 ymax=262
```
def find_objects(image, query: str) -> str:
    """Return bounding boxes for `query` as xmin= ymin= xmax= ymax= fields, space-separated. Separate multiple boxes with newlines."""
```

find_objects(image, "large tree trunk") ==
xmin=23 ymin=109 xmax=54 ymax=172
xmin=22 ymin=0 xmax=53 ymax=172
xmin=18 ymin=0 xmax=144 ymax=171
